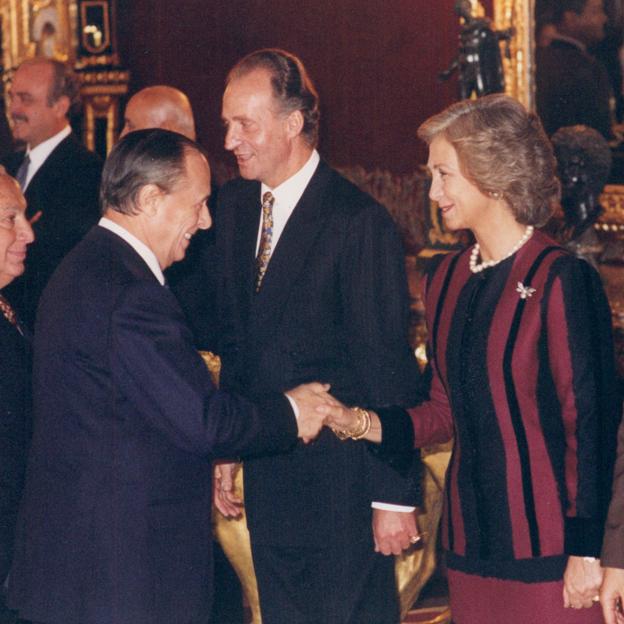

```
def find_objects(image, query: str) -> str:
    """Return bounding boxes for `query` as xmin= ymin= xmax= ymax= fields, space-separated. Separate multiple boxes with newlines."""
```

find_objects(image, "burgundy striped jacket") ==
xmin=408 ymin=231 xmax=620 ymax=582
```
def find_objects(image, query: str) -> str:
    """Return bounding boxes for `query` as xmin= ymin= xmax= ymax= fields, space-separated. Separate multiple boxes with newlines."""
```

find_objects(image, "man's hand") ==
xmin=601 ymin=567 xmax=624 ymax=624
xmin=563 ymin=556 xmax=602 ymax=609
xmin=285 ymin=382 xmax=331 ymax=443
xmin=213 ymin=461 xmax=243 ymax=518
xmin=372 ymin=508 xmax=419 ymax=556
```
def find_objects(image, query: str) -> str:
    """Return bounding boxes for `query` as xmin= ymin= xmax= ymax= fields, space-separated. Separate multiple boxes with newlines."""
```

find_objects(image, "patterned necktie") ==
xmin=0 ymin=293 xmax=18 ymax=327
xmin=15 ymin=154 xmax=30 ymax=190
xmin=255 ymin=191 xmax=275 ymax=292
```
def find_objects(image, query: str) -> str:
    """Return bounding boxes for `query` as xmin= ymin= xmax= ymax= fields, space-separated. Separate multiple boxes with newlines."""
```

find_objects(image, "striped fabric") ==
xmin=408 ymin=230 xmax=620 ymax=583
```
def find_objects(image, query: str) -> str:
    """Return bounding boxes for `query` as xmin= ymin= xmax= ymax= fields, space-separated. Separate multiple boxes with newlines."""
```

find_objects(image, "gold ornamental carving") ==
xmin=493 ymin=0 xmax=535 ymax=110
xmin=0 ymin=0 xmax=77 ymax=73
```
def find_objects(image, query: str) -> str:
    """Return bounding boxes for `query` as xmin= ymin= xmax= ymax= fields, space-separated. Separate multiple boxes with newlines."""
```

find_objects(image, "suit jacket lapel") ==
xmin=23 ymin=136 xmax=73 ymax=219
xmin=251 ymin=161 xmax=333 ymax=341
xmin=230 ymin=181 xmax=263 ymax=325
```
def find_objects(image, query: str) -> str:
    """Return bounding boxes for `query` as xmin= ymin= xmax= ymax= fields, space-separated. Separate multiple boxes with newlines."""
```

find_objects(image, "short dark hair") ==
xmin=553 ymin=0 xmax=590 ymax=24
xmin=100 ymin=128 xmax=203 ymax=215
xmin=20 ymin=58 xmax=81 ymax=116
xmin=418 ymin=94 xmax=560 ymax=227
xmin=227 ymin=48 xmax=320 ymax=146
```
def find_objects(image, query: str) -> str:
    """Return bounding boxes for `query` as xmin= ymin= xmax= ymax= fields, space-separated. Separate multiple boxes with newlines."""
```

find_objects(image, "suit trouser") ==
xmin=250 ymin=539 xmax=399 ymax=624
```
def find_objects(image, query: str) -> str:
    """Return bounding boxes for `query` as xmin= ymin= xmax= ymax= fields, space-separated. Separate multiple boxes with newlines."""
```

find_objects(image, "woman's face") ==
xmin=427 ymin=135 xmax=492 ymax=232
xmin=0 ymin=176 xmax=34 ymax=289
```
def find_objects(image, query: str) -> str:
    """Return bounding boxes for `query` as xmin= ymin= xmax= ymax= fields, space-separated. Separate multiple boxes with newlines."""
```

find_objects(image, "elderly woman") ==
xmin=0 ymin=173 xmax=34 ymax=621
xmin=320 ymin=94 xmax=620 ymax=623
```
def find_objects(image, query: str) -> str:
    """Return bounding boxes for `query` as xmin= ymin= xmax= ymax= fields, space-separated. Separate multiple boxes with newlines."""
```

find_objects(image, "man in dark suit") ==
xmin=0 ymin=173 xmax=34 ymax=624
xmin=536 ymin=0 xmax=612 ymax=139
xmin=7 ymin=129 xmax=329 ymax=624
xmin=118 ymin=84 xmax=219 ymax=350
xmin=2 ymin=58 xmax=102 ymax=330
xmin=217 ymin=49 xmax=422 ymax=624
xmin=118 ymin=84 xmax=242 ymax=621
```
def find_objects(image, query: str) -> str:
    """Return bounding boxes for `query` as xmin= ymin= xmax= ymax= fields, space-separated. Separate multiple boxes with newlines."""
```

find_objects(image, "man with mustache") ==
xmin=1 ymin=58 xmax=102 ymax=330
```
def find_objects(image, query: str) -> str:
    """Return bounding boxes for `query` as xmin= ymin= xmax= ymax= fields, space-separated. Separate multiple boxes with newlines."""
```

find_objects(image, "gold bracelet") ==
xmin=334 ymin=407 xmax=371 ymax=441
xmin=334 ymin=408 xmax=361 ymax=440
xmin=351 ymin=407 xmax=371 ymax=439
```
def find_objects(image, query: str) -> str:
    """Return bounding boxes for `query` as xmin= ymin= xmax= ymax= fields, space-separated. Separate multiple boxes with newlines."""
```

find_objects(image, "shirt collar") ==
xmin=98 ymin=217 xmax=166 ymax=286
xmin=26 ymin=125 xmax=72 ymax=182
xmin=551 ymin=33 xmax=587 ymax=53
xmin=261 ymin=149 xmax=320 ymax=209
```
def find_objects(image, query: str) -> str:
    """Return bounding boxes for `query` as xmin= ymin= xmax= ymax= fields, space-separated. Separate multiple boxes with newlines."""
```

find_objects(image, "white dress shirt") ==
xmin=23 ymin=124 xmax=72 ymax=190
xmin=98 ymin=217 xmax=165 ymax=285
xmin=256 ymin=149 xmax=320 ymax=255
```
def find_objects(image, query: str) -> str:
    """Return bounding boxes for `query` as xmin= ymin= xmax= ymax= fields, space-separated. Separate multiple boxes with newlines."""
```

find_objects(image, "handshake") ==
xmin=286 ymin=382 xmax=367 ymax=443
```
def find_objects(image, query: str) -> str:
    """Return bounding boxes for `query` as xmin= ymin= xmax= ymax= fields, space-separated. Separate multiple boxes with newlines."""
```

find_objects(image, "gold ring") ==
xmin=409 ymin=535 xmax=422 ymax=544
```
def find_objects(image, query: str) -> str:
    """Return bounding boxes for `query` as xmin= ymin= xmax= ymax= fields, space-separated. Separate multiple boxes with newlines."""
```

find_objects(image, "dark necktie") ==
xmin=255 ymin=191 xmax=275 ymax=292
xmin=15 ymin=154 xmax=30 ymax=190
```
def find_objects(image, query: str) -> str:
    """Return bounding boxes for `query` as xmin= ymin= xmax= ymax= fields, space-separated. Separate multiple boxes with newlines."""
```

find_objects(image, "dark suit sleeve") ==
xmin=111 ymin=281 xmax=297 ymax=459
xmin=339 ymin=202 xmax=423 ymax=506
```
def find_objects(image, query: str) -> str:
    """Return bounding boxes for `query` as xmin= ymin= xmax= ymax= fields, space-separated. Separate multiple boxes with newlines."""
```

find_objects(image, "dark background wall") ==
xmin=116 ymin=0 xmax=494 ymax=175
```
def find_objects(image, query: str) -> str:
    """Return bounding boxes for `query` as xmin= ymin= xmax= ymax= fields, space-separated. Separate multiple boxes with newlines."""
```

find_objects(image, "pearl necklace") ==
xmin=469 ymin=225 xmax=534 ymax=273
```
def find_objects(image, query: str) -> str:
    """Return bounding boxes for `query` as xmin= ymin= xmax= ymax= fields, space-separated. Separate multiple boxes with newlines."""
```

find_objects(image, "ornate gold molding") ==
xmin=493 ymin=0 xmax=535 ymax=110
xmin=599 ymin=185 xmax=624 ymax=232
xmin=0 ymin=0 xmax=77 ymax=73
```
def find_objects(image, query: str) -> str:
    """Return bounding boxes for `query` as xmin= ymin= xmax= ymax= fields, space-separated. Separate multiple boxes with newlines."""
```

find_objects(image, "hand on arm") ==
xmin=563 ymin=556 xmax=602 ymax=609
xmin=285 ymin=382 xmax=331 ymax=443
xmin=213 ymin=461 xmax=243 ymax=518
xmin=601 ymin=567 xmax=624 ymax=624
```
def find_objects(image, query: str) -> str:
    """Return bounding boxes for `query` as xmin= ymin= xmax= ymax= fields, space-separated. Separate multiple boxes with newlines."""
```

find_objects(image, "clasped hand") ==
xmin=285 ymin=382 xmax=334 ymax=443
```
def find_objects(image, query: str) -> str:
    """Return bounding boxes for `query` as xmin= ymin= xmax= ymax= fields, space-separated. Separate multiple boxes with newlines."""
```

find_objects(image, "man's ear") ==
xmin=135 ymin=184 xmax=163 ymax=216
xmin=285 ymin=110 xmax=304 ymax=139
xmin=52 ymin=95 xmax=71 ymax=120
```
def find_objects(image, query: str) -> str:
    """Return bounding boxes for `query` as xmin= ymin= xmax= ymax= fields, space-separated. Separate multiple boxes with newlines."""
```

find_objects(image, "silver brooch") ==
xmin=516 ymin=282 xmax=536 ymax=299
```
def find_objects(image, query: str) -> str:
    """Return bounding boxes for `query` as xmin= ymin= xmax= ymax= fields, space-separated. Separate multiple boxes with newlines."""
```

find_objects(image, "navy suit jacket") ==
xmin=2 ymin=135 xmax=102 ymax=329
xmin=217 ymin=160 xmax=422 ymax=548
xmin=0 ymin=308 xmax=31 ymax=584
xmin=9 ymin=226 xmax=297 ymax=624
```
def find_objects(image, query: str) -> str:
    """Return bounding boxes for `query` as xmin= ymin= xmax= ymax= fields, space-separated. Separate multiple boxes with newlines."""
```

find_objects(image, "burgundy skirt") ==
xmin=448 ymin=568 xmax=604 ymax=624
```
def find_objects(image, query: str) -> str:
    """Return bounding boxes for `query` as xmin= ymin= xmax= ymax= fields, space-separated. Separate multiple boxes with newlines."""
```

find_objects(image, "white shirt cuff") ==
xmin=371 ymin=502 xmax=416 ymax=512
xmin=285 ymin=394 xmax=300 ymax=419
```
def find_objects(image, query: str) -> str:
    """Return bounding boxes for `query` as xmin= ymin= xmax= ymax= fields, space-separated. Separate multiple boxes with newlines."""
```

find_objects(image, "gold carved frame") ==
xmin=0 ymin=0 xmax=78 ymax=70
xmin=492 ymin=0 xmax=535 ymax=110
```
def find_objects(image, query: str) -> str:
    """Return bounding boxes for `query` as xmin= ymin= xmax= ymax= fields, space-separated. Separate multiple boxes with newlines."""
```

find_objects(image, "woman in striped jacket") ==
xmin=320 ymin=94 xmax=621 ymax=624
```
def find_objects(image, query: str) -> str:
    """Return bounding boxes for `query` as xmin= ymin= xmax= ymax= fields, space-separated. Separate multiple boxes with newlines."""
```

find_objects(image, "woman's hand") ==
xmin=563 ymin=556 xmax=602 ymax=609
xmin=317 ymin=395 xmax=382 ymax=443
xmin=317 ymin=395 xmax=357 ymax=430
xmin=600 ymin=567 xmax=624 ymax=624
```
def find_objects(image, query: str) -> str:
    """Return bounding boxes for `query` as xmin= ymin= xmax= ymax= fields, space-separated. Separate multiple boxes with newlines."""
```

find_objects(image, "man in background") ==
xmin=2 ymin=58 xmax=102 ymax=330
xmin=536 ymin=0 xmax=613 ymax=138
xmin=120 ymin=85 xmax=196 ymax=140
